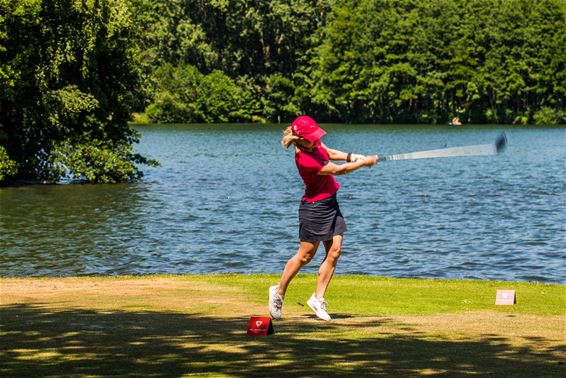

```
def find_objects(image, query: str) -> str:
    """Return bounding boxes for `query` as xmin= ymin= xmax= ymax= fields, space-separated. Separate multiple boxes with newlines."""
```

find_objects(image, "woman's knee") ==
xmin=324 ymin=238 xmax=342 ymax=261
xmin=296 ymin=249 xmax=317 ymax=264
xmin=327 ymin=245 xmax=341 ymax=261
xmin=297 ymin=253 xmax=314 ymax=264
xmin=295 ymin=242 xmax=318 ymax=265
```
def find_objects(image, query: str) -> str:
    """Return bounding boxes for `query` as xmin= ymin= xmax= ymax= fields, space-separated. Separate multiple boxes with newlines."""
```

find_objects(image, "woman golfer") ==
xmin=269 ymin=115 xmax=377 ymax=321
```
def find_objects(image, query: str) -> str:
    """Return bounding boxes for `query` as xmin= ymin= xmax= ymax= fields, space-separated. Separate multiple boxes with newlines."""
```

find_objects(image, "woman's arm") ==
xmin=320 ymin=143 xmax=348 ymax=161
xmin=321 ymin=142 xmax=366 ymax=162
xmin=318 ymin=155 xmax=378 ymax=176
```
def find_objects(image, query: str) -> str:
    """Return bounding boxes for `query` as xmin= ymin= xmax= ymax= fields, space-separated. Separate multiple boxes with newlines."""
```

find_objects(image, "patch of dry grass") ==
xmin=1 ymin=275 xmax=564 ymax=377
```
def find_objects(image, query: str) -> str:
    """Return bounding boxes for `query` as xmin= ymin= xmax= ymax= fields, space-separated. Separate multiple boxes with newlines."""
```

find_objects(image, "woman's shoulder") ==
xmin=297 ymin=149 xmax=326 ymax=168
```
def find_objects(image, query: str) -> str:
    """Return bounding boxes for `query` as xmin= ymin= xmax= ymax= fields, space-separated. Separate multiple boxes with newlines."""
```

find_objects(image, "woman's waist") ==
xmin=300 ymin=193 xmax=338 ymax=206
xmin=301 ymin=181 xmax=340 ymax=203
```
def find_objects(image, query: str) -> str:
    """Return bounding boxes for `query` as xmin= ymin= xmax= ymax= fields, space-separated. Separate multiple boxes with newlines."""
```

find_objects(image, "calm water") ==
xmin=1 ymin=124 xmax=564 ymax=283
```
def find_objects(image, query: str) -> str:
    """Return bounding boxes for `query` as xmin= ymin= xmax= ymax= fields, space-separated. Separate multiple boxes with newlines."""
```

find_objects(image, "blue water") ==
xmin=1 ymin=124 xmax=564 ymax=283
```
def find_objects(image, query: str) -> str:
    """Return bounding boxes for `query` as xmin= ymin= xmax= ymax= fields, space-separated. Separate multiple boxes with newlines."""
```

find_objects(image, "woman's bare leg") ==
xmin=278 ymin=240 xmax=319 ymax=296
xmin=315 ymin=234 xmax=343 ymax=298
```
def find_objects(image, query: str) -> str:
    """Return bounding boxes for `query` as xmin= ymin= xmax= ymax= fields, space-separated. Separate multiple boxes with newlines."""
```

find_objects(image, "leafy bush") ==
xmin=145 ymin=64 xmax=203 ymax=123
xmin=199 ymin=71 xmax=262 ymax=123
xmin=0 ymin=0 xmax=151 ymax=184
xmin=131 ymin=112 xmax=151 ymax=124
xmin=533 ymin=107 xmax=565 ymax=126
xmin=48 ymin=139 xmax=152 ymax=183
xmin=0 ymin=146 xmax=17 ymax=181
xmin=265 ymin=74 xmax=299 ymax=121
xmin=145 ymin=65 xmax=262 ymax=123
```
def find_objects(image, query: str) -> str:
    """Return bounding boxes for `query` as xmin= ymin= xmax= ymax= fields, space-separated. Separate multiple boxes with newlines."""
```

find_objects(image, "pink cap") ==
xmin=291 ymin=116 xmax=326 ymax=142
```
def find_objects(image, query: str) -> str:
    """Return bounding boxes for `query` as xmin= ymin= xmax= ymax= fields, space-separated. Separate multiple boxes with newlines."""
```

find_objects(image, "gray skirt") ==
xmin=298 ymin=194 xmax=347 ymax=242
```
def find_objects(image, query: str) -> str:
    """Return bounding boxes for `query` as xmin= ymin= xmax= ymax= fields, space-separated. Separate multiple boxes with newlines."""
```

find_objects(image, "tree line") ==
xmin=129 ymin=0 xmax=565 ymax=125
xmin=1 ymin=0 xmax=564 ymax=183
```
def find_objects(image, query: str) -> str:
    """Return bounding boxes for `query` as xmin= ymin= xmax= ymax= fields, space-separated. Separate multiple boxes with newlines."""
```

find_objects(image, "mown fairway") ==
xmin=1 ymin=275 xmax=564 ymax=377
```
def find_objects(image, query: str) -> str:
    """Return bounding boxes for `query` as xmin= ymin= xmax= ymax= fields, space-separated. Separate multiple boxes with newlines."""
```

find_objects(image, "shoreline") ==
xmin=3 ymin=272 xmax=564 ymax=288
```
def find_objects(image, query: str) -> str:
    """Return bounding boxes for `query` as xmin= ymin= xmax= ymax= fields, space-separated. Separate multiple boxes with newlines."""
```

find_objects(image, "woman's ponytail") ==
xmin=280 ymin=126 xmax=299 ymax=149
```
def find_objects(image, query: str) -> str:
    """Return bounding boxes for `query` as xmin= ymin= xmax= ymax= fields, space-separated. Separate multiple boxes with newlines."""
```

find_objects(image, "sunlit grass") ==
xmin=189 ymin=273 xmax=565 ymax=316
xmin=1 ymin=275 xmax=564 ymax=376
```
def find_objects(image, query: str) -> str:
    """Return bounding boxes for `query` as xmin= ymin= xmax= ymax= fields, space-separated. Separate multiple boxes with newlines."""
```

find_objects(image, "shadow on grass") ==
xmin=1 ymin=304 xmax=564 ymax=377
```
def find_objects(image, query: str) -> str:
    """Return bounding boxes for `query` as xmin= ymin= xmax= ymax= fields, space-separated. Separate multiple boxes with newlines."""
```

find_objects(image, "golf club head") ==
xmin=495 ymin=133 xmax=507 ymax=154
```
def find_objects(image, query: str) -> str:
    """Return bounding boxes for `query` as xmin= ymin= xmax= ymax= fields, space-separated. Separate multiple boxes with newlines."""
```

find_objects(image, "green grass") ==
xmin=1 ymin=274 xmax=564 ymax=377
xmin=189 ymin=274 xmax=565 ymax=316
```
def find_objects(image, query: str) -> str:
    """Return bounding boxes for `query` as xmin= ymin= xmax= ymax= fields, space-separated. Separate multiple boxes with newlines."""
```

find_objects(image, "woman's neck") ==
xmin=295 ymin=141 xmax=316 ymax=153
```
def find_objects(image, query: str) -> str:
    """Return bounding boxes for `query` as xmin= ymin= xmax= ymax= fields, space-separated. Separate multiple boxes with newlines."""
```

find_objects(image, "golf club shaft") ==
xmin=378 ymin=134 xmax=506 ymax=162
xmin=379 ymin=143 xmax=495 ymax=161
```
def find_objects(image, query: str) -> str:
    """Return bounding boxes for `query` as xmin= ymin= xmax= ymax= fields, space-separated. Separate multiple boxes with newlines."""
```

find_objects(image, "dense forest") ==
xmin=128 ymin=0 xmax=565 ymax=125
xmin=1 ymin=0 xmax=564 ymax=183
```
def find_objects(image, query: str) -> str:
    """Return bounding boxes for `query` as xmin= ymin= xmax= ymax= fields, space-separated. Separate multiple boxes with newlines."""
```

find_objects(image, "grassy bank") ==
xmin=1 ymin=274 xmax=564 ymax=377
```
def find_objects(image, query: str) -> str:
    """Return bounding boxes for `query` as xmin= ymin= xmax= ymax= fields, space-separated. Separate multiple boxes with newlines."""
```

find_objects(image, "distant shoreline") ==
xmin=130 ymin=121 xmax=566 ymax=127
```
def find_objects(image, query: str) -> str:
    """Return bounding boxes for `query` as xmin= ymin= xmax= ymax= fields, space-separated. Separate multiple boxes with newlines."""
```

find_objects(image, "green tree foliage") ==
xmin=145 ymin=64 xmax=264 ymax=123
xmin=127 ymin=0 xmax=333 ymax=121
xmin=1 ymin=0 xmax=563 ymax=185
xmin=128 ymin=0 xmax=333 ymax=77
xmin=128 ymin=0 xmax=563 ymax=125
xmin=533 ymin=106 xmax=566 ymax=125
xmin=0 ymin=145 xmax=17 ymax=181
xmin=311 ymin=0 xmax=565 ymax=124
xmin=0 ymin=0 xmax=154 ymax=184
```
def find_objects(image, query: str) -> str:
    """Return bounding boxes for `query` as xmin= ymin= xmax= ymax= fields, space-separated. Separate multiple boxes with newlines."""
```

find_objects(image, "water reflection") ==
xmin=0 ymin=184 xmax=149 ymax=275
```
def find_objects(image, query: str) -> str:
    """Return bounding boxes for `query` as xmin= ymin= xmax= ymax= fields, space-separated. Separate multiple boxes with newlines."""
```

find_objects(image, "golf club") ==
xmin=378 ymin=133 xmax=507 ymax=162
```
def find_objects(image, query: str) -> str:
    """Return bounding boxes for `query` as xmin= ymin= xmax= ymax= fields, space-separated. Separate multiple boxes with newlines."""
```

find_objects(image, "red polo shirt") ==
xmin=295 ymin=141 xmax=340 ymax=203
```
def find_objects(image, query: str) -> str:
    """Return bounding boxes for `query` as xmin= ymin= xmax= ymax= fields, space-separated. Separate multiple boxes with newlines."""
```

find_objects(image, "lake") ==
xmin=1 ymin=124 xmax=564 ymax=283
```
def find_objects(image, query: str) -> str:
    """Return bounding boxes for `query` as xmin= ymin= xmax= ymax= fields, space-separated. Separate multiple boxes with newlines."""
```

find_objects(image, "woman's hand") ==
xmin=350 ymin=153 xmax=366 ymax=162
xmin=319 ymin=154 xmax=378 ymax=176
xmin=363 ymin=155 xmax=378 ymax=167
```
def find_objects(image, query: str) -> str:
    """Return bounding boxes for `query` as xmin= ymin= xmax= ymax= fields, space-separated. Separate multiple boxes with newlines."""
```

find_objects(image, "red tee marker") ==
xmin=246 ymin=316 xmax=274 ymax=336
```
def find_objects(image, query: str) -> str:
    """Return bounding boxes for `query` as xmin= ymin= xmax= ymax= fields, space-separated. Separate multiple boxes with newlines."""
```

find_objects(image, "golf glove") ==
xmin=350 ymin=153 xmax=366 ymax=162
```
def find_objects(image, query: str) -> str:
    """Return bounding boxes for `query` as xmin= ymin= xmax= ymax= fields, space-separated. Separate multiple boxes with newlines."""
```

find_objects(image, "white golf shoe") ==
xmin=307 ymin=293 xmax=331 ymax=321
xmin=268 ymin=285 xmax=284 ymax=320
